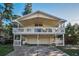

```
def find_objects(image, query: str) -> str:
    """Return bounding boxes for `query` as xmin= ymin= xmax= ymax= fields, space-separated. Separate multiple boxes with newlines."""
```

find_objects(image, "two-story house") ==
xmin=12 ymin=11 xmax=66 ymax=46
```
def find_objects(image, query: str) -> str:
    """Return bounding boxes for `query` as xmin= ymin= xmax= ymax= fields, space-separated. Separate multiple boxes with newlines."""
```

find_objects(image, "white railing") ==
xmin=56 ymin=39 xmax=64 ymax=46
xmin=13 ymin=27 xmax=65 ymax=34
xmin=13 ymin=40 xmax=21 ymax=46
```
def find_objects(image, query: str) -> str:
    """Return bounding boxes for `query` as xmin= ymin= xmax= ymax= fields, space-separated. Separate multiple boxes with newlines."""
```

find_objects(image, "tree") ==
xmin=65 ymin=23 xmax=78 ymax=45
xmin=0 ymin=4 xmax=4 ymax=19
xmin=3 ymin=23 xmax=12 ymax=38
xmin=2 ymin=3 xmax=14 ymax=39
xmin=0 ymin=4 xmax=4 ymax=36
xmin=0 ymin=3 xmax=21 ymax=40
xmin=73 ymin=23 xmax=79 ymax=44
xmin=22 ymin=3 xmax=32 ymax=15
xmin=12 ymin=15 xmax=21 ymax=20
xmin=3 ymin=3 xmax=13 ymax=21
xmin=0 ymin=4 xmax=4 ymax=27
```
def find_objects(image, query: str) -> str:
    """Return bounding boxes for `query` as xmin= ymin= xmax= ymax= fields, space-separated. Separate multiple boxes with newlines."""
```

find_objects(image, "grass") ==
xmin=56 ymin=46 xmax=79 ymax=56
xmin=0 ymin=44 xmax=14 ymax=56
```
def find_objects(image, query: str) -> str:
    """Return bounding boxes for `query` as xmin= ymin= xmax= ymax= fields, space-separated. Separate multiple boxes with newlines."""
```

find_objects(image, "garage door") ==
xmin=39 ymin=35 xmax=50 ymax=44
xmin=26 ymin=35 xmax=37 ymax=44
xmin=26 ymin=35 xmax=50 ymax=44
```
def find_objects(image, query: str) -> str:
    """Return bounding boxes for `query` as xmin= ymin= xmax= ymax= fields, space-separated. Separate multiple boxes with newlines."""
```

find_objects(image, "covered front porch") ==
xmin=13 ymin=34 xmax=65 ymax=46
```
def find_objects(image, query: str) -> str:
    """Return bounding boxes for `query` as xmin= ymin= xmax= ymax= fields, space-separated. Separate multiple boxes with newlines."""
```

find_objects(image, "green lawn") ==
xmin=56 ymin=46 xmax=79 ymax=56
xmin=0 ymin=44 xmax=14 ymax=56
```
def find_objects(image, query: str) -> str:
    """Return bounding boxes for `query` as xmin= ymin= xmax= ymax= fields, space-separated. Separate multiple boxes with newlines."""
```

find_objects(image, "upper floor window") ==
xmin=35 ymin=24 xmax=43 ymax=26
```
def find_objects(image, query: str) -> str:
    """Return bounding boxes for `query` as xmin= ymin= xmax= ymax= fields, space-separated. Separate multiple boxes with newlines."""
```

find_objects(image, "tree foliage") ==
xmin=2 ymin=3 xmax=13 ymax=20
xmin=22 ymin=3 xmax=32 ymax=15
xmin=65 ymin=23 xmax=79 ymax=45
xmin=12 ymin=15 xmax=20 ymax=20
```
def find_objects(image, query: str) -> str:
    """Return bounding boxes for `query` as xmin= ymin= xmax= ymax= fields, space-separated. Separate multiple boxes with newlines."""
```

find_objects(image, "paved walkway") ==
xmin=7 ymin=46 xmax=68 ymax=56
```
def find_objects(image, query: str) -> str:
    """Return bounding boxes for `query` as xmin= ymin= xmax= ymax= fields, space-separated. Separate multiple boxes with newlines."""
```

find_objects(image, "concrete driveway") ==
xmin=7 ymin=46 xmax=68 ymax=56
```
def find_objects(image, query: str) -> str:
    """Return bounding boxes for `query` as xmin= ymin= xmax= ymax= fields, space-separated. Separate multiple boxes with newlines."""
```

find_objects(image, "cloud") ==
xmin=70 ymin=19 xmax=79 ymax=25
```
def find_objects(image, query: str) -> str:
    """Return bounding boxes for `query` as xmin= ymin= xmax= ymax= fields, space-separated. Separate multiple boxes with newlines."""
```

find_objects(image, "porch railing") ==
xmin=56 ymin=39 xmax=64 ymax=46
xmin=13 ymin=40 xmax=21 ymax=46
xmin=13 ymin=27 xmax=65 ymax=34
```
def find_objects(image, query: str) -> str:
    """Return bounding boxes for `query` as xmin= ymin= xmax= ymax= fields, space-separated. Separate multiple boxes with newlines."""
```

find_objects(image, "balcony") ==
xmin=13 ymin=27 xmax=65 ymax=35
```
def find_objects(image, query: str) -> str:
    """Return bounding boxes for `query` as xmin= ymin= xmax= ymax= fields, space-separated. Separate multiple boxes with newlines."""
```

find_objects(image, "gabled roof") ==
xmin=13 ymin=11 xmax=66 ymax=22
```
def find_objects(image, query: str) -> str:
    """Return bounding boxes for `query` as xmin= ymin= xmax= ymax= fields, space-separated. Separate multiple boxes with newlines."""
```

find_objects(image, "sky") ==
xmin=3 ymin=3 xmax=79 ymax=25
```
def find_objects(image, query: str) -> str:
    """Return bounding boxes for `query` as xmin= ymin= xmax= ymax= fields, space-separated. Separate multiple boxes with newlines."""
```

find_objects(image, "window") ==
xmin=39 ymin=24 xmax=42 ymax=26
xmin=35 ymin=24 xmax=38 ymax=26
xmin=35 ymin=28 xmax=42 ymax=32
xmin=35 ymin=24 xmax=43 ymax=26
xmin=34 ymin=24 xmax=43 ymax=32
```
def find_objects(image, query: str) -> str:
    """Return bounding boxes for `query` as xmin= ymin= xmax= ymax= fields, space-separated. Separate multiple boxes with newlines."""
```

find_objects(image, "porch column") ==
xmin=37 ymin=34 xmax=39 ymax=46
xmin=49 ymin=35 xmax=51 ymax=44
xmin=55 ymin=34 xmax=57 ymax=46
xmin=63 ymin=34 xmax=65 ymax=46
xmin=63 ymin=23 xmax=65 ymax=33
xmin=13 ymin=34 xmax=15 ymax=46
xmin=20 ymin=35 xmax=22 ymax=46
xmin=58 ymin=23 xmax=62 ymax=28
xmin=17 ymin=23 xmax=20 ymax=28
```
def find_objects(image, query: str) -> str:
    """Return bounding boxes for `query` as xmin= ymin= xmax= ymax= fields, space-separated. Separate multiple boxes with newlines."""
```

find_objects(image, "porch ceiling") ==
xmin=19 ymin=17 xmax=61 ymax=27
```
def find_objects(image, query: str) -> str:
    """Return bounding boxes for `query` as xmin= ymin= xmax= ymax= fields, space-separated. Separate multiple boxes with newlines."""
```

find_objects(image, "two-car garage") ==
xmin=23 ymin=35 xmax=54 ymax=44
